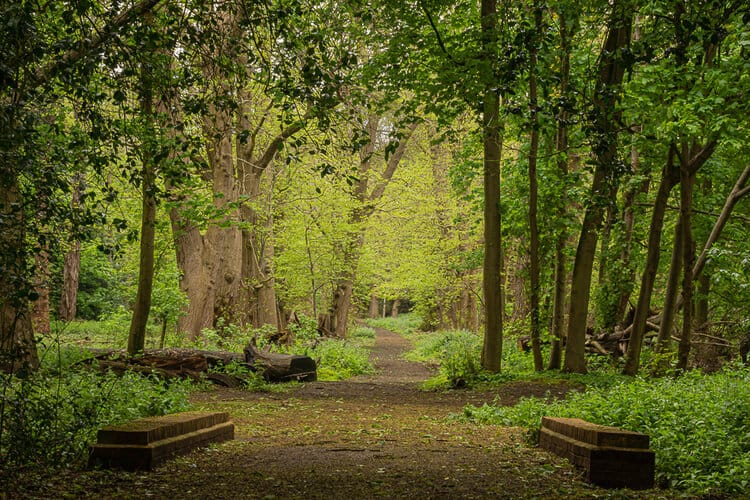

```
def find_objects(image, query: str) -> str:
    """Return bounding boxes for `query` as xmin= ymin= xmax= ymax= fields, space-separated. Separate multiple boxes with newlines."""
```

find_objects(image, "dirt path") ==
xmin=34 ymin=327 xmax=666 ymax=499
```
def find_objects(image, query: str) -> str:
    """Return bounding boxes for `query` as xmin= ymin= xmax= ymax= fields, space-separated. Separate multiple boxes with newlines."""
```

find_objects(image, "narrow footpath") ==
xmin=42 ymin=328 xmax=665 ymax=499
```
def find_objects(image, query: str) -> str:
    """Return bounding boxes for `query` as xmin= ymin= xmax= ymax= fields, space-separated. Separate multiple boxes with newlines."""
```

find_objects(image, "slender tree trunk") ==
xmin=527 ymin=1 xmax=543 ymax=371
xmin=128 ymin=56 xmax=158 ymax=355
xmin=676 ymin=161 xmax=696 ymax=371
xmin=58 ymin=240 xmax=81 ymax=321
xmin=480 ymin=0 xmax=504 ymax=373
xmin=32 ymin=247 xmax=51 ymax=335
xmin=656 ymin=219 xmax=683 ymax=354
xmin=623 ymin=152 xmax=679 ymax=374
xmin=548 ymin=8 xmax=572 ymax=370
xmin=59 ymin=177 xmax=83 ymax=321
xmin=564 ymin=0 xmax=632 ymax=373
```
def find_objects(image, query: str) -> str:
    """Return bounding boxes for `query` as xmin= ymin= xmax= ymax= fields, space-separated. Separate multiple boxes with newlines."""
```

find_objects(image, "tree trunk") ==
xmin=564 ymin=0 xmax=632 ymax=373
xmin=368 ymin=293 xmax=379 ymax=319
xmin=331 ymin=277 xmax=355 ymax=337
xmin=128 ymin=55 xmax=158 ymax=355
xmin=527 ymin=2 xmax=543 ymax=371
xmin=480 ymin=0 xmax=504 ymax=373
xmin=0 ymin=178 xmax=38 ymax=372
xmin=391 ymin=299 xmax=400 ymax=318
xmin=655 ymin=219 xmax=683 ymax=355
xmin=58 ymin=240 xmax=81 ymax=321
xmin=32 ymin=247 xmax=51 ymax=335
xmin=676 ymin=160 xmax=696 ymax=371
xmin=548 ymin=8 xmax=572 ymax=370
xmin=623 ymin=152 xmax=679 ymax=375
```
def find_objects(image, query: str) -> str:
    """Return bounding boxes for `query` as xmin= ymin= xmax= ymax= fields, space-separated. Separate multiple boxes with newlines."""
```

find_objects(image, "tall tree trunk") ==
xmin=623 ymin=151 xmax=679 ymax=375
xmin=59 ymin=177 xmax=83 ymax=321
xmin=329 ymin=118 xmax=416 ymax=337
xmin=0 ymin=177 xmax=38 ymax=372
xmin=391 ymin=299 xmax=400 ymax=318
xmin=128 ymin=51 xmax=158 ymax=355
xmin=548 ymin=8 xmax=572 ymax=370
xmin=656 ymin=219 xmax=683 ymax=355
xmin=32 ymin=246 xmax=51 ymax=335
xmin=58 ymin=241 xmax=81 ymax=322
xmin=676 ymin=158 xmax=696 ymax=371
xmin=564 ymin=0 xmax=632 ymax=373
xmin=480 ymin=0 xmax=504 ymax=373
xmin=527 ymin=1 xmax=543 ymax=371
xmin=368 ymin=293 xmax=379 ymax=319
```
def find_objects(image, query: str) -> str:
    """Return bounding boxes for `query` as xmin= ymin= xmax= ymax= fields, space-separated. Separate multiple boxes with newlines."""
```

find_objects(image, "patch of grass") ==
xmin=365 ymin=314 xmax=421 ymax=337
xmin=286 ymin=339 xmax=375 ymax=381
xmin=458 ymin=364 xmax=750 ymax=496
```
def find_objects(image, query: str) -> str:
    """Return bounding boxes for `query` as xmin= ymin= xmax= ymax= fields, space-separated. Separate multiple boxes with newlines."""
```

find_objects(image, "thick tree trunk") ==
xmin=0 ymin=175 xmax=40 ymax=373
xmin=391 ymin=299 xmax=400 ymax=318
xmin=564 ymin=0 xmax=632 ymax=373
xmin=58 ymin=240 xmax=81 ymax=321
xmin=331 ymin=278 xmax=354 ymax=337
xmin=368 ymin=293 xmax=379 ymax=319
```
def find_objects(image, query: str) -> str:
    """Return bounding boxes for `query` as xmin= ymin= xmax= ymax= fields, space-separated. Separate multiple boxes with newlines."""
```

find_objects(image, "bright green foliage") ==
xmin=460 ymin=366 xmax=750 ymax=495
xmin=406 ymin=330 xmax=481 ymax=389
xmin=365 ymin=314 xmax=422 ymax=336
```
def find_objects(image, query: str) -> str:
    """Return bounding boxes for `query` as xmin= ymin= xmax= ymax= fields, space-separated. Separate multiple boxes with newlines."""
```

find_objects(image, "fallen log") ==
xmin=244 ymin=341 xmax=317 ymax=382
xmin=78 ymin=346 xmax=316 ymax=384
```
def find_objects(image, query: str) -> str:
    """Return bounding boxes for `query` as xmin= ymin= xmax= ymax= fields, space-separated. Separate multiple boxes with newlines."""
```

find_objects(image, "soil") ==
xmin=14 ymin=327 xmax=674 ymax=499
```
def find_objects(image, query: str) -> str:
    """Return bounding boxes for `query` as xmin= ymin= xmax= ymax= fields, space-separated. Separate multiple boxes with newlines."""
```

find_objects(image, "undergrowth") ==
xmin=0 ymin=359 xmax=192 ymax=473
xmin=459 ymin=365 xmax=750 ymax=496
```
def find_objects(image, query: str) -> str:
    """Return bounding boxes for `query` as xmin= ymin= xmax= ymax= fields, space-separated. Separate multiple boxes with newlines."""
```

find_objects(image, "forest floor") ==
xmin=20 ymin=327 xmax=677 ymax=499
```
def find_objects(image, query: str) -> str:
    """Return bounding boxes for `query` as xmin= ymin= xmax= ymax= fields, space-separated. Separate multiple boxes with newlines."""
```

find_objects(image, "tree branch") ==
xmin=34 ymin=0 xmax=164 ymax=88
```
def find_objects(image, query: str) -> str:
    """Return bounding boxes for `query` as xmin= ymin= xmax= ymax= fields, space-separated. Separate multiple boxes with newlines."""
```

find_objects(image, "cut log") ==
xmin=244 ymin=341 xmax=317 ymax=382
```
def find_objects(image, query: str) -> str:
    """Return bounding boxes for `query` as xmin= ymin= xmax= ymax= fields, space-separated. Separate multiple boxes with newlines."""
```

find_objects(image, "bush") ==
xmin=0 ymin=365 xmax=192 ymax=471
xmin=459 ymin=365 xmax=750 ymax=495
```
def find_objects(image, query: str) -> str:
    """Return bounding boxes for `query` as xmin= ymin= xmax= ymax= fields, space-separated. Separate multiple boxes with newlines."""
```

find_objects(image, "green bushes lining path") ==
xmin=460 ymin=366 xmax=750 ymax=496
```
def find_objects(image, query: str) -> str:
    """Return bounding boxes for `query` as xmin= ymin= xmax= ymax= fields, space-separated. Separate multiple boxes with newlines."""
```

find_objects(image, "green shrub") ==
xmin=459 ymin=365 xmax=750 ymax=495
xmin=0 ymin=367 xmax=192 ymax=471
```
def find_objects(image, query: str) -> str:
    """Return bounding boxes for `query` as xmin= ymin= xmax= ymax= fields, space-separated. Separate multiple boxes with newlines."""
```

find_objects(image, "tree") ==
xmin=0 ymin=0 xmax=163 ymax=372
xmin=563 ymin=0 xmax=633 ymax=373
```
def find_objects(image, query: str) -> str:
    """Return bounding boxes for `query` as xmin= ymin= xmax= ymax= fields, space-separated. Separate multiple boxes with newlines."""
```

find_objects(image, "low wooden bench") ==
xmin=539 ymin=416 xmax=655 ymax=490
xmin=88 ymin=411 xmax=234 ymax=471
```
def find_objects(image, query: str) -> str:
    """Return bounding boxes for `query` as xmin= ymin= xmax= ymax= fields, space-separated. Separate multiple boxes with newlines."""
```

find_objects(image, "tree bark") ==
xmin=128 ymin=45 xmax=158 ymax=355
xmin=676 ymin=155 xmax=696 ymax=371
xmin=480 ymin=0 xmax=504 ymax=373
xmin=527 ymin=1 xmax=543 ymax=372
xmin=623 ymin=151 xmax=679 ymax=375
xmin=656 ymin=218 xmax=683 ymax=355
xmin=0 ymin=174 xmax=38 ymax=372
xmin=391 ymin=299 xmax=401 ymax=318
xmin=548 ymin=8 xmax=572 ymax=370
xmin=564 ymin=0 xmax=632 ymax=373
xmin=368 ymin=293 xmax=379 ymax=319
xmin=59 ymin=241 xmax=81 ymax=322
xmin=32 ymin=246 xmax=51 ymax=335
